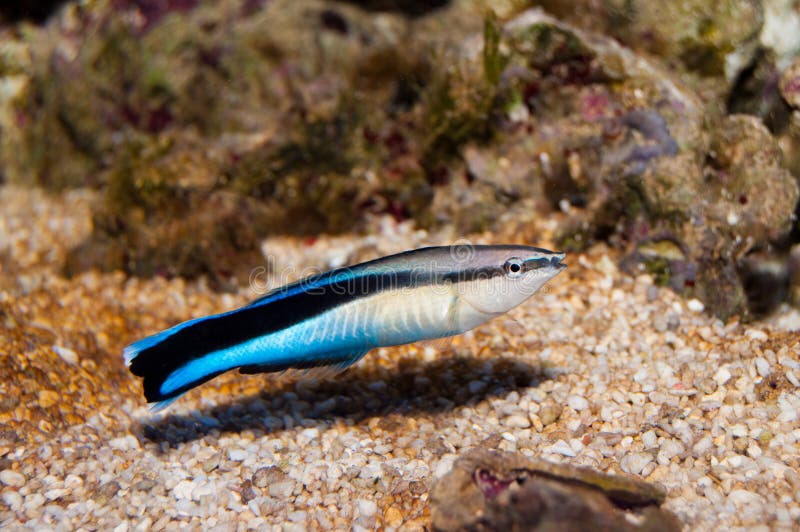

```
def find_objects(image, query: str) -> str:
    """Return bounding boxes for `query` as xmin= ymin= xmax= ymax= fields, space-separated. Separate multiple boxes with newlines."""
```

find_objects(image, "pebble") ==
xmin=754 ymin=357 xmax=771 ymax=377
xmin=654 ymin=313 xmax=668 ymax=332
xmin=692 ymin=436 xmax=713 ymax=456
xmin=641 ymin=430 xmax=658 ymax=449
xmin=566 ymin=395 xmax=589 ymax=411
xmin=728 ymin=489 xmax=764 ymax=507
xmin=384 ymin=506 xmax=403 ymax=527
xmin=657 ymin=440 xmax=684 ymax=465
xmin=539 ymin=403 xmax=562 ymax=425
xmin=3 ymin=490 xmax=23 ymax=511
xmin=253 ymin=466 xmax=286 ymax=488
xmin=52 ymin=344 xmax=79 ymax=364
xmin=355 ymin=498 xmax=377 ymax=517
xmin=542 ymin=440 xmax=576 ymax=457
xmin=173 ymin=480 xmax=195 ymax=501
xmin=228 ymin=449 xmax=248 ymax=461
xmin=620 ymin=452 xmax=653 ymax=475
xmin=687 ymin=299 xmax=705 ymax=313
xmin=24 ymin=493 xmax=44 ymax=512
xmin=269 ymin=481 xmax=295 ymax=498
xmin=504 ymin=414 xmax=531 ymax=429
xmin=0 ymin=470 xmax=25 ymax=487
xmin=713 ymin=367 xmax=732 ymax=386
xmin=745 ymin=329 xmax=768 ymax=342
xmin=44 ymin=488 xmax=68 ymax=501
xmin=38 ymin=390 xmax=59 ymax=408
xmin=728 ymin=424 xmax=748 ymax=438
xmin=108 ymin=435 xmax=139 ymax=451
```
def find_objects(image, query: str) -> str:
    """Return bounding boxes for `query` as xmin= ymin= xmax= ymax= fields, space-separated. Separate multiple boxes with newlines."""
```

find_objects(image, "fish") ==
xmin=124 ymin=244 xmax=566 ymax=408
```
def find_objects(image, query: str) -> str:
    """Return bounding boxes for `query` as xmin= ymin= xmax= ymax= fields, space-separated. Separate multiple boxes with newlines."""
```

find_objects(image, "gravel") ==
xmin=1 ymin=186 xmax=799 ymax=529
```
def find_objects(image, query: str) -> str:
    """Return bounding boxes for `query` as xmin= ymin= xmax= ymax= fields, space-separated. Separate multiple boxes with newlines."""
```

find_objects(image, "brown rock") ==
xmin=430 ymin=448 xmax=680 ymax=531
xmin=383 ymin=505 xmax=404 ymax=527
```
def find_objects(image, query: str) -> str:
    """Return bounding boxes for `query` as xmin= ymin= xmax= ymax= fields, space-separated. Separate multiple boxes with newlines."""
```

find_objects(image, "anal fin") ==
xmin=418 ymin=335 xmax=455 ymax=353
xmin=238 ymin=349 xmax=370 ymax=380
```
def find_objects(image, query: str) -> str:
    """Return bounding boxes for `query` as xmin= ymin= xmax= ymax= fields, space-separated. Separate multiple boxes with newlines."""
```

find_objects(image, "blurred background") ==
xmin=1 ymin=0 xmax=799 ymax=319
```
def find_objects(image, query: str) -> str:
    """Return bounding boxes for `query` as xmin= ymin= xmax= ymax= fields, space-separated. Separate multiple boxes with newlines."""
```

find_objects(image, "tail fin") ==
xmin=123 ymin=303 xmax=354 ymax=408
xmin=124 ymin=308 xmax=250 ymax=407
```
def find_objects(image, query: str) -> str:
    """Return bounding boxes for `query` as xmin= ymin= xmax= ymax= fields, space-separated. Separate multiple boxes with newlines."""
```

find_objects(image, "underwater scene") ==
xmin=1 ymin=0 xmax=800 ymax=529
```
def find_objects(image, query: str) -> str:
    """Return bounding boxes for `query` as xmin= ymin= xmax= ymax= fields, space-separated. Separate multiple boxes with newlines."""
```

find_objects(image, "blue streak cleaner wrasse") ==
xmin=125 ymin=245 xmax=566 ymax=408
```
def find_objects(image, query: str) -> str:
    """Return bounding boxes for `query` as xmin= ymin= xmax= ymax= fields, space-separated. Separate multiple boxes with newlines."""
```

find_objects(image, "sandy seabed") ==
xmin=1 ymin=186 xmax=799 ymax=530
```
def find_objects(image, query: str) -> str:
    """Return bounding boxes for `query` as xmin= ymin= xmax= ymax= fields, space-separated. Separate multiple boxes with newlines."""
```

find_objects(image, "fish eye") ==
xmin=503 ymin=257 xmax=524 ymax=277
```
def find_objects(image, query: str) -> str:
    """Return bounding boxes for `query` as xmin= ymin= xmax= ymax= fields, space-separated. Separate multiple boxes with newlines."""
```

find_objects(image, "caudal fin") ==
xmin=124 ymin=308 xmax=252 ymax=407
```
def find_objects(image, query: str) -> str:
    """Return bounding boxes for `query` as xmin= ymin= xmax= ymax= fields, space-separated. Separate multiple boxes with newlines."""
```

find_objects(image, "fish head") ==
xmin=454 ymin=245 xmax=566 ymax=317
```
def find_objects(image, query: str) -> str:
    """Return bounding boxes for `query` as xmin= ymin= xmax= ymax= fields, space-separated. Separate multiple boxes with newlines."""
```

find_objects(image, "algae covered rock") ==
xmin=2 ymin=2 xmax=799 ymax=316
xmin=531 ymin=0 xmax=764 ymax=82
xmin=429 ymin=9 xmax=797 ymax=317
xmin=11 ymin=0 xmax=446 ymax=283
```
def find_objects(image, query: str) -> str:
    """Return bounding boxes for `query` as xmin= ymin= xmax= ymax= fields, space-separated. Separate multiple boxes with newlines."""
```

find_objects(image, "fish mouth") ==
xmin=551 ymin=252 xmax=567 ymax=270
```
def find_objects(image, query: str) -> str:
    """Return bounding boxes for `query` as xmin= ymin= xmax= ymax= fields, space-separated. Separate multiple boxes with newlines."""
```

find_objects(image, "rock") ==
xmin=2 ymin=490 xmax=23 ymax=511
xmin=539 ymin=402 xmax=563 ymax=426
xmin=430 ymin=448 xmax=680 ymax=531
xmin=567 ymin=394 xmax=589 ymax=411
xmin=253 ymin=466 xmax=287 ymax=489
xmin=227 ymin=449 xmax=247 ymax=461
xmin=755 ymin=357 xmax=772 ymax=377
xmin=504 ymin=414 xmax=531 ymax=429
xmin=51 ymin=344 xmax=78 ymax=364
xmin=687 ymin=300 xmax=705 ymax=313
xmin=268 ymin=481 xmax=295 ymax=499
xmin=542 ymin=440 xmax=576 ymax=458
xmin=656 ymin=440 xmax=684 ymax=465
xmin=93 ymin=481 xmax=120 ymax=505
xmin=620 ymin=452 xmax=654 ymax=476
xmin=781 ymin=58 xmax=800 ymax=109
xmin=450 ymin=9 xmax=796 ymax=318
xmin=0 ymin=0 xmax=795 ymax=322
xmin=173 ymin=480 xmax=195 ymax=501
xmin=641 ymin=430 xmax=658 ymax=449
xmin=355 ymin=498 xmax=377 ymax=517
xmin=0 ymin=470 xmax=25 ymax=487
xmin=531 ymin=0 xmax=763 ymax=83
xmin=383 ymin=506 xmax=403 ymax=528
xmin=714 ymin=367 xmax=733 ymax=386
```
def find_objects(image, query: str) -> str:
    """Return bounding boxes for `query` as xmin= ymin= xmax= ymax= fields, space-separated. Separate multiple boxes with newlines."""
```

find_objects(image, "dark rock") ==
xmin=430 ymin=448 xmax=681 ymax=531
xmin=332 ymin=0 xmax=449 ymax=18
xmin=738 ymin=252 xmax=790 ymax=315
xmin=93 ymin=481 xmax=121 ymax=505
xmin=252 ymin=466 xmax=288 ymax=489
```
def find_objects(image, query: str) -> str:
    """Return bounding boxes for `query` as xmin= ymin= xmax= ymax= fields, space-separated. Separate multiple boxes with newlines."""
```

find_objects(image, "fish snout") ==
xmin=551 ymin=252 xmax=567 ymax=270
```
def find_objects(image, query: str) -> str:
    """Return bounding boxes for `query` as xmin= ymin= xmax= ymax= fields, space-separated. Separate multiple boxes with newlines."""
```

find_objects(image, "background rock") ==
xmin=1 ymin=1 xmax=799 ymax=316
